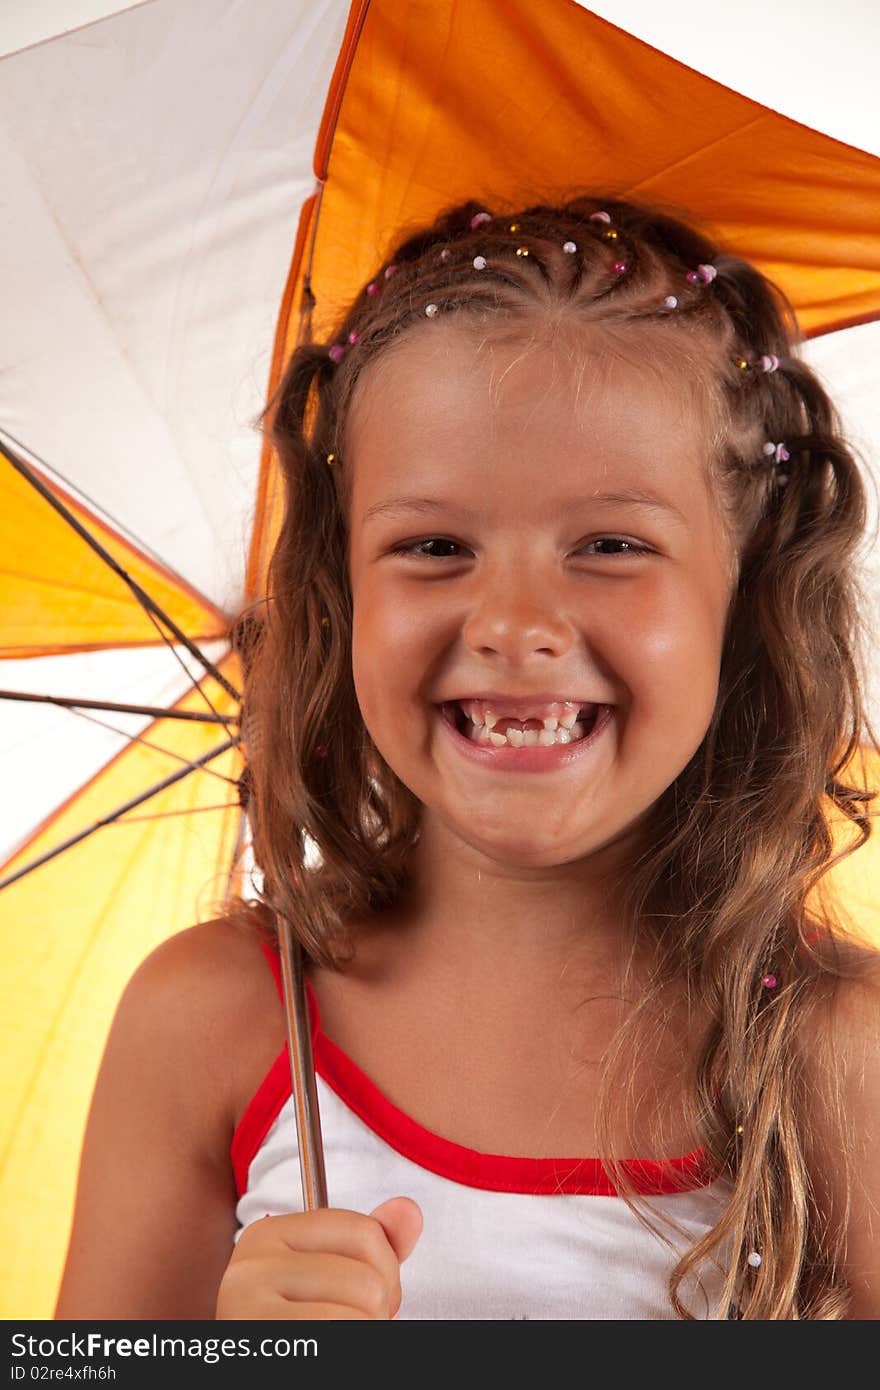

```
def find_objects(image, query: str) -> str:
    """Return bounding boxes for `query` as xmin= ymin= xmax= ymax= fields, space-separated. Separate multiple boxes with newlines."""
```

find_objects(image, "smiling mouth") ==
xmin=440 ymin=700 xmax=600 ymax=746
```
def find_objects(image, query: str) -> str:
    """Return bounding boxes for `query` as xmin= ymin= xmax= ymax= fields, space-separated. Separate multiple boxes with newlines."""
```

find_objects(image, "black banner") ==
xmin=5 ymin=1319 xmax=668 ymax=1383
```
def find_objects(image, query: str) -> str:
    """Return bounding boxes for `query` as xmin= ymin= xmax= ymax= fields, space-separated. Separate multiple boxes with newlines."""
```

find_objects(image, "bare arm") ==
xmin=55 ymin=925 xmax=244 ymax=1320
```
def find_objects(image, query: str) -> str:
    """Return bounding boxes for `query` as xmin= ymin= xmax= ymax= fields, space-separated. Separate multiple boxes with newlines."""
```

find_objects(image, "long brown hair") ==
xmin=225 ymin=193 xmax=880 ymax=1318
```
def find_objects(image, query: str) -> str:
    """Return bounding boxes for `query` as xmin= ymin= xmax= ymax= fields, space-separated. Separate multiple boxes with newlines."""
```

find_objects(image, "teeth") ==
xmin=462 ymin=699 xmax=587 ymax=731
xmin=481 ymin=722 xmax=584 ymax=747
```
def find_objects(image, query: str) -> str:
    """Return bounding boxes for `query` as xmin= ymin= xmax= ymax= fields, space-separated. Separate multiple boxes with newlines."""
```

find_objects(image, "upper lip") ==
xmin=440 ymin=692 xmax=608 ymax=717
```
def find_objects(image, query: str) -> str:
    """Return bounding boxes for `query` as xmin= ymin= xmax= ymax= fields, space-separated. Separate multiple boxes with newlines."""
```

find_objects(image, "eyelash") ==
xmin=389 ymin=536 xmax=654 ymax=560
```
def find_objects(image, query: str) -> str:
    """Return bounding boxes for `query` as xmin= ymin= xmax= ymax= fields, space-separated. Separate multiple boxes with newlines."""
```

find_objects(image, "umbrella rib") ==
xmin=623 ymin=115 xmax=766 ymax=195
xmin=221 ymin=805 xmax=251 ymax=907
xmin=113 ymin=803 xmax=242 ymax=823
xmin=136 ymin=604 xmax=234 ymax=731
xmin=1 ymin=439 xmax=240 ymax=704
xmin=0 ymin=689 xmax=236 ymax=723
xmin=0 ymin=736 xmax=239 ymax=892
xmin=0 ymin=426 xmax=195 ymax=584
xmin=61 ymin=703 xmax=243 ymax=788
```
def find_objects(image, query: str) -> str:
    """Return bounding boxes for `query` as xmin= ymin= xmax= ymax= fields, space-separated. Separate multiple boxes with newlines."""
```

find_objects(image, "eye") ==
xmin=389 ymin=536 xmax=654 ymax=559
xmin=390 ymin=537 xmax=464 ymax=559
xmin=577 ymin=537 xmax=653 ymax=557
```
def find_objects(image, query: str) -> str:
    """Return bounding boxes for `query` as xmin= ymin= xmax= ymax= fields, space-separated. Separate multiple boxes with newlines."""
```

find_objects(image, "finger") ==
xmin=369 ymin=1198 xmax=424 ymax=1264
xmin=242 ymin=1209 xmax=403 ymax=1297
xmin=253 ymin=1253 xmax=395 ymax=1320
xmin=226 ymin=1297 xmax=372 ymax=1322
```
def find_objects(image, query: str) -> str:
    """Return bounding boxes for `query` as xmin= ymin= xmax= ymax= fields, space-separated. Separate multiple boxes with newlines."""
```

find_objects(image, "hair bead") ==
xmin=759 ymin=354 xmax=780 ymax=372
xmin=761 ymin=973 xmax=778 ymax=990
xmin=384 ymin=264 xmax=398 ymax=279
xmin=425 ymin=303 xmax=439 ymax=317
xmin=508 ymin=222 xmax=520 ymax=232
xmin=328 ymin=345 xmax=345 ymax=364
xmin=747 ymin=1252 xmax=762 ymax=1269
xmin=562 ymin=241 xmax=577 ymax=253
xmin=734 ymin=357 xmax=750 ymax=371
xmin=366 ymin=281 xmax=380 ymax=296
xmin=664 ymin=296 xmax=678 ymax=308
xmin=602 ymin=228 xmax=619 ymax=241
xmin=347 ymin=331 xmax=360 ymax=345
xmin=515 ymin=246 xmax=530 ymax=257
xmin=589 ymin=211 xmax=611 ymax=223
xmin=612 ymin=261 xmax=626 ymax=274
xmin=325 ymin=453 xmax=337 ymax=466
xmin=470 ymin=211 xmax=493 ymax=229
xmin=439 ymin=248 xmax=451 ymax=261
xmin=473 ymin=255 xmax=487 ymax=270
xmin=763 ymin=443 xmax=789 ymax=466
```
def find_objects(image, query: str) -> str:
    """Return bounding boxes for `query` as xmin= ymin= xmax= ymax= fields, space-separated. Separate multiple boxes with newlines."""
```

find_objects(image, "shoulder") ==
xmin=124 ymin=915 xmax=275 ymax=1013
xmin=118 ymin=915 xmax=286 ymax=1134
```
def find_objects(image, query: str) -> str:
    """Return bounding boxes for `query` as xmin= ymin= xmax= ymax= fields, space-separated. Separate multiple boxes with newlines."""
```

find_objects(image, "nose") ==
xmin=461 ymin=570 xmax=575 ymax=660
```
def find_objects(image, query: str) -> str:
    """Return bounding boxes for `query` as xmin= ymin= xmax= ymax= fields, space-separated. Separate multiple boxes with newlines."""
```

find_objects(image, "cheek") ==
xmin=625 ymin=588 xmax=724 ymax=731
xmin=350 ymin=587 xmax=427 ymax=732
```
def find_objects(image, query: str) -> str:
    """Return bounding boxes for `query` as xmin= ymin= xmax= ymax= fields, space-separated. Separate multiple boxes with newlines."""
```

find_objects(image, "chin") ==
xmin=453 ymin=822 xmax=597 ymax=868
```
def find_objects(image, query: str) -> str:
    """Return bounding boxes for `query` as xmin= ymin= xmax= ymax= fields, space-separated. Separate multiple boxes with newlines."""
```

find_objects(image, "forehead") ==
xmin=345 ymin=316 xmax=720 ymax=483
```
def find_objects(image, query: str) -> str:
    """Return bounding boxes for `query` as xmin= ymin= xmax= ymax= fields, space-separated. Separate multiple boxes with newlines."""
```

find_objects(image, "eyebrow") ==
xmin=362 ymin=489 xmax=687 ymax=526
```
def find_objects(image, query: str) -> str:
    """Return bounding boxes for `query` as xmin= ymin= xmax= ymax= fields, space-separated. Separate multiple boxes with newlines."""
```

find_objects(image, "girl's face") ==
xmin=345 ymin=319 xmax=736 ymax=869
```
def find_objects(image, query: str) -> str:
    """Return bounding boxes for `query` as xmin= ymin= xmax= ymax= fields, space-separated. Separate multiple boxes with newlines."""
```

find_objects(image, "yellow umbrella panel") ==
xmin=1 ymin=446 xmax=230 ymax=658
xmin=0 ymin=654 xmax=243 ymax=1319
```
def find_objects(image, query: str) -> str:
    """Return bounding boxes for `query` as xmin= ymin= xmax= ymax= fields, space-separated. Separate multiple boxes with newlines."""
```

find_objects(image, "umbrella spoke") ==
xmin=112 ymin=802 xmax=241 ymax=823
xmin=137 ymin=602 xmax=236 ymax=730
xmin=1 ymin=439 xmax=241 ymax=709
xmin=0 ymin=689 xmax=237 ymax=723
xmin=0 ymin=427 xmax=187 ymax=581
xmin=59 ymin=703 xmax=243 ymax=789
xmin=0 ymin=736 xmax=240 ymax=891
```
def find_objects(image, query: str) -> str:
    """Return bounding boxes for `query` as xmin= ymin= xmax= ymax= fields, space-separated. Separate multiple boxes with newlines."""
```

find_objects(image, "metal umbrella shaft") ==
xmin=276 ymin=916 xmax=328 ymax=1210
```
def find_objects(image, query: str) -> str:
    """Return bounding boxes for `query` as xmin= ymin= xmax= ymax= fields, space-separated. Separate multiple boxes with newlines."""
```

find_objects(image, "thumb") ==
xmin=369 ymin=1196 xmax=423 ymax=1263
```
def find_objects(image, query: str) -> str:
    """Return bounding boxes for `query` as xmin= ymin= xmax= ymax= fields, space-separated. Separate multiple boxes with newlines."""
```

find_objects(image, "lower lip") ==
xmin=437 ymin=703 xmax=614 ymax=773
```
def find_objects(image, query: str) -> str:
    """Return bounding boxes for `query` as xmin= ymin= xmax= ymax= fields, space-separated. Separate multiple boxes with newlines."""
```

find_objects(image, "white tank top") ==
xmin=231 ymin=942 xmax=736 ymax=1319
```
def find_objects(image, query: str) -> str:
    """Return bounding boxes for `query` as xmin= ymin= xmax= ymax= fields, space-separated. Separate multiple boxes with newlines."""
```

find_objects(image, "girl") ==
xmin=55 ymin=194 xmax=880 ymax=1321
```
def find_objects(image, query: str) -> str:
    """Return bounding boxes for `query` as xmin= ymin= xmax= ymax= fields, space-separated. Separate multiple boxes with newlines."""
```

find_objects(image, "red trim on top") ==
xmin=230 ymin=941 xmax=720 ymax=1200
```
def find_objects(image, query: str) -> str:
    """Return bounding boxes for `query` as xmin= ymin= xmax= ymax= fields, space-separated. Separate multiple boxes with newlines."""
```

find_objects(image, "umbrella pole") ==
xmin=276 ymin=916 xmax=328 ymax=1210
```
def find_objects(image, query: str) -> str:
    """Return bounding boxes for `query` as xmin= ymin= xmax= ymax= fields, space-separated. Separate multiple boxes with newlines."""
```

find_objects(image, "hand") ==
xmin=215 ymin=1197 xmax=424 ymax=1320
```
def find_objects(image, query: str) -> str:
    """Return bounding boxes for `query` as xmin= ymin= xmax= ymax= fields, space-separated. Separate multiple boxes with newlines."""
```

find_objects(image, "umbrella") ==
xmin=2 ymin=0 xmax=879 ymax=1319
